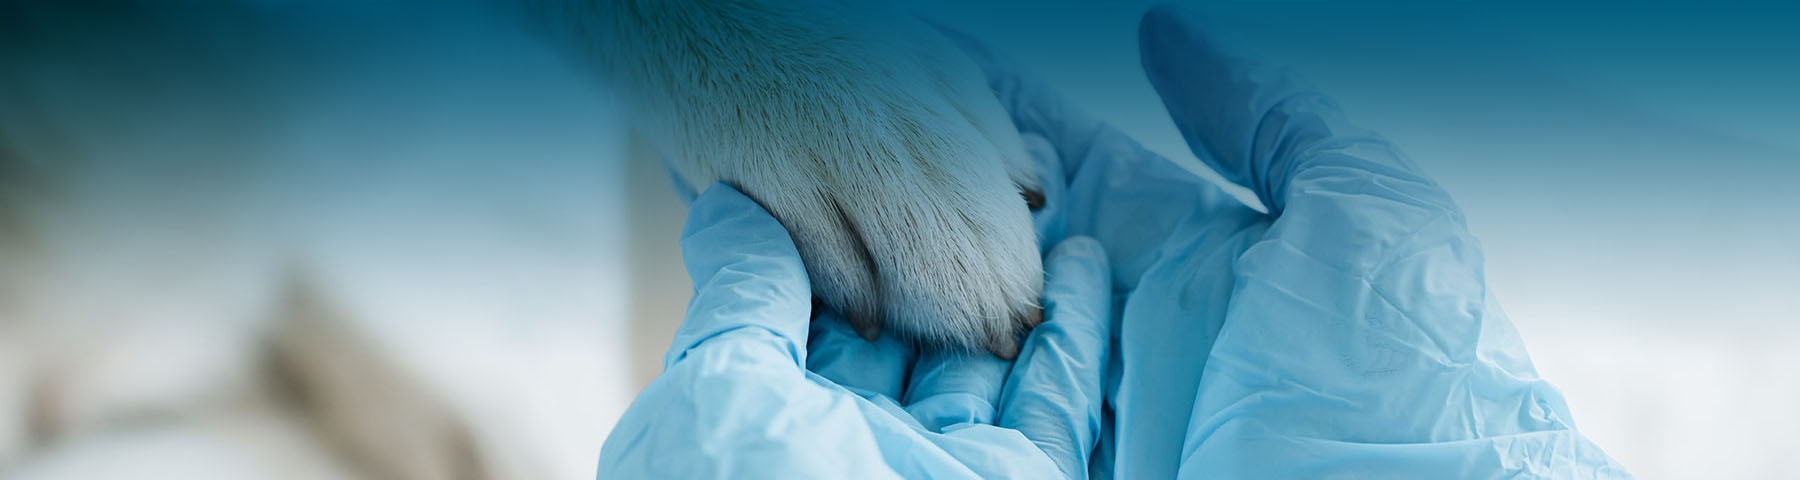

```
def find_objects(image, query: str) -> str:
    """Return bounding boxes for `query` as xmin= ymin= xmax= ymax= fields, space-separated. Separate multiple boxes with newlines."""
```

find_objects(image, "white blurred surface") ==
xmin=2 ymin=3 xmax=637 ymax=478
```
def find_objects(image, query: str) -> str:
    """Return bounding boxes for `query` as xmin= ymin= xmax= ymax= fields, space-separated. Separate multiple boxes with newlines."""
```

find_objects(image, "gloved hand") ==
xmin=944 ymin=5 xmax=1632 ymax=479
xmin=596 ymin=182 xmax=1111 ymax=479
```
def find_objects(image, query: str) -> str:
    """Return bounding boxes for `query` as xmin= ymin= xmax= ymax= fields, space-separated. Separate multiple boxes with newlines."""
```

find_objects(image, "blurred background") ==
xmin=1 ymin=1 xmax=1794 ymax=479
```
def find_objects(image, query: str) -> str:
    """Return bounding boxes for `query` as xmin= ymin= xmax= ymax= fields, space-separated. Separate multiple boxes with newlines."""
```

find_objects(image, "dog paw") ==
xmin=612 ymin=3 xmax=1045 ymax=357
xmin=721 ymin=63 xmax=1043 ymax=357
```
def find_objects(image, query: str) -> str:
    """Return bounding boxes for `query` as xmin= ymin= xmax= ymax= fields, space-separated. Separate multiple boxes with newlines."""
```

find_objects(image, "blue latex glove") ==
xmin=596 ymin=182 xmax=1111 ymax=478
xmin=945 ymin=5 xmax=1631 ymax=479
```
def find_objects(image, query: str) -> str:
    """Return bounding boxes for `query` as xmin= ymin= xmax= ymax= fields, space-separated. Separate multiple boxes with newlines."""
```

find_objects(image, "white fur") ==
xmin=529 ymin=0 xmax=1045 ymax=356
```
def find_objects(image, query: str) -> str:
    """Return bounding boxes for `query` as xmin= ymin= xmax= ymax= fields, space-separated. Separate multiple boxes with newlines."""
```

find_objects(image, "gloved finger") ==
xmin=932 ymin=24 xmax=1104 ymax=180
xmin=902 ymin=348 xmax=1011 ymax=432
xmin=998 ymin=236 xmax=1112 ymax=479
xmin=665 ymin=182 xmax=812 ymax=369
xmin=807 ymin=309 xmax=917 ymax=401
xmin=1138 ymin=5 xmax=1457 ymax=219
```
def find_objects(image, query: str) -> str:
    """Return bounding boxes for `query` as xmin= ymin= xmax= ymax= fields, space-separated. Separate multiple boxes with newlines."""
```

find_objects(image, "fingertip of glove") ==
xmin=1140 ymin=5 xmax=1234 ymax=99
xmin=1047 ymin=236 xmax=1108 ymax=271
xmin=678 ymin=181 xmax=804 ymax=278
xmin=1041 ymin=237 xmax=1111 ymax=341
xmin=679 ymin=182 xmax=759 ymax=240
xmin=1041 ymin=237 xmax=1111 ymax=328
xmin=674 ymin=183 xmax=812 ymax=353
xmin=1139 ymin=4 xmax=1200 ymax=62
xmin=1139 ymin=4 xmax=1186 ymax=35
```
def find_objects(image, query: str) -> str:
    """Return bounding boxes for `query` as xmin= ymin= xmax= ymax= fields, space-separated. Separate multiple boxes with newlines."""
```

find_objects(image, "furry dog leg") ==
xmin=528 ymin=0 xmax=1045 ymax=357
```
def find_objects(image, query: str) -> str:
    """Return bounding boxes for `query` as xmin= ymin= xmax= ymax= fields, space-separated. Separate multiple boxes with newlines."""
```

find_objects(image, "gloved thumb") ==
xmin=665 ymin=182 xmax=813 ymax=369
xmin=1138 ymin=4 xmax=1326 ymax=214
xmin=999 ymin=236 xmax=1111 ymax=479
